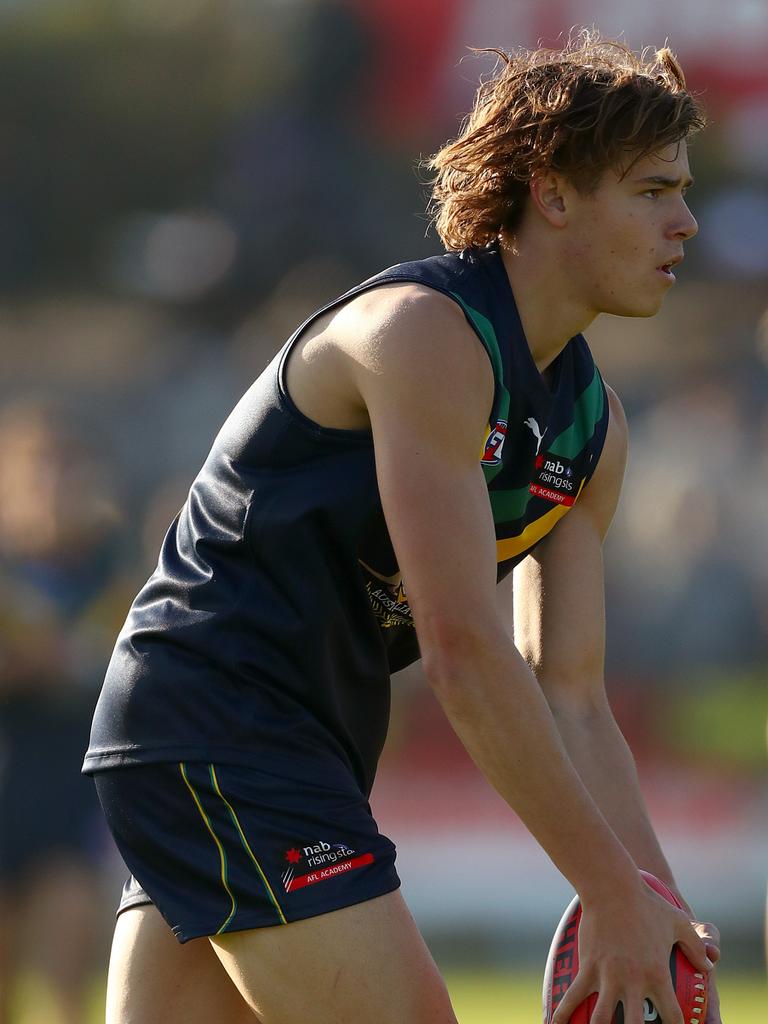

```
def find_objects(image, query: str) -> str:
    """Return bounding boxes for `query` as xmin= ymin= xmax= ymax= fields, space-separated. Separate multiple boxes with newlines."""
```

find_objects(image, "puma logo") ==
xmin=524 ymin=417 xmax=545 ymax=455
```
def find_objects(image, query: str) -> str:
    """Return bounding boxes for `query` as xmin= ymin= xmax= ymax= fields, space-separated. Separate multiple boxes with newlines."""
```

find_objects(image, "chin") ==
xmin=603 ymin=294 xmax=665 ymax=318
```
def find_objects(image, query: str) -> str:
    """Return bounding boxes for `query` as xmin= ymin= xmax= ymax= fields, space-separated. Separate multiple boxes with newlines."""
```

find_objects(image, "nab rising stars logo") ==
xmin=481 ymin=420 xmax=507 ymax=466
xmin=281 ymin=840 xmax=374 ymax=894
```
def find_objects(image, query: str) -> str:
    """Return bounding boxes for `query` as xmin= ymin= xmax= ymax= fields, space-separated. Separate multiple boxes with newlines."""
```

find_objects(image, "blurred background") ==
xmin=0 ymin=1 xmax=765 ymax=1021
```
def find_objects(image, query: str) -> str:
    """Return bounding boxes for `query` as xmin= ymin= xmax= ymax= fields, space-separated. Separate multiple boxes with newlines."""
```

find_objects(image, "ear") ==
xmin=528 ymin=173 xmax=569 ymax=228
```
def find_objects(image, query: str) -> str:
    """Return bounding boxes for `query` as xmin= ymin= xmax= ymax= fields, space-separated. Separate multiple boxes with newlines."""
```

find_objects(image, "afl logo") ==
xmin=481 ymin=420 xmax=507 ymax=466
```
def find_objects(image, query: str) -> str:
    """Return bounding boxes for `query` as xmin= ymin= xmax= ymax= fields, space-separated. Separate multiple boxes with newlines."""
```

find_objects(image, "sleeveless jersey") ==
xmin=83 ymin=246 xmax=609 ymax=797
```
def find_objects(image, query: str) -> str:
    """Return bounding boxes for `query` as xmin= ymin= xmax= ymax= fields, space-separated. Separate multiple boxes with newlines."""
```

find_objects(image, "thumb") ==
xmin=705 ymin=942 xmax=720 ymax=964
xmin=676 ymin=922 xmax=714 ymax=973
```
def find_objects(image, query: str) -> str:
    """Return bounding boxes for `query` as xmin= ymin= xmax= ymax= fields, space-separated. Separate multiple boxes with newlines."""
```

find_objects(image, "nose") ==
xmin=672 ymin=198 xmax=698 ymax=241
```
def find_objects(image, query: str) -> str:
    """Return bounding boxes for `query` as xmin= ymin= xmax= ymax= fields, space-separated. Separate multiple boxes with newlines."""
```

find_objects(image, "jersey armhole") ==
xmin=275 ymin=295 xmax=373 ymax=442
xmin=275 ymin=276 xmax=501 ymax=440
xmin=581 ymin=372 xmax=610 ymax=490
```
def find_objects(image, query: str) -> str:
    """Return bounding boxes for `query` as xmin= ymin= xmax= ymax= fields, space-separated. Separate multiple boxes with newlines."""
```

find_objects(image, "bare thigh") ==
xmin=210 ymin=889 xmax=458 ymax=1024
xmin=106 ymin=904 xmax=255 ymax=1024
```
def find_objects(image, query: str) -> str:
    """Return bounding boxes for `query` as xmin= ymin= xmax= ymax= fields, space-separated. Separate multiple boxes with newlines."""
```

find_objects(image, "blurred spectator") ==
xmin=603 ymin=365 xmax=767 ymax=669
xmin=0 ymin=400 xmax=127 ymax=1024
xmin=214 ymin=0 xmax=436 ymax=302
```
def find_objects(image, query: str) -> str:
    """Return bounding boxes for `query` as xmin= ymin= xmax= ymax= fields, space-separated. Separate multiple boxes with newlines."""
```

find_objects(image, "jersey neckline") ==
xmin=486 ymin=245 xmax=575 ymax=404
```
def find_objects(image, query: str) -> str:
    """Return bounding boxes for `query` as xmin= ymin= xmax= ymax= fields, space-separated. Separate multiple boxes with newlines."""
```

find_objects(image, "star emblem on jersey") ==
xmin=284 ymin=848 xmax=302 ymax=864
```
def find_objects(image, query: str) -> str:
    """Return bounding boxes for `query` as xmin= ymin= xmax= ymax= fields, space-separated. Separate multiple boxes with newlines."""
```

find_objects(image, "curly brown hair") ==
xmin=428 ymin=30 xmax=705 ymax=251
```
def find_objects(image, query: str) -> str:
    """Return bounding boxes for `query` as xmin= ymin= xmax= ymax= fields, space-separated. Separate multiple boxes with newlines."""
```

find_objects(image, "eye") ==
xmin=643 ymin=188 xmax=663 ymax=199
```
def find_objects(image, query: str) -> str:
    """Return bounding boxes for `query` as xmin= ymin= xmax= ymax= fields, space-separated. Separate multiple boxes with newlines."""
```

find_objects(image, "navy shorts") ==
xmin=93 ymin=760 xmax=399 ymax=943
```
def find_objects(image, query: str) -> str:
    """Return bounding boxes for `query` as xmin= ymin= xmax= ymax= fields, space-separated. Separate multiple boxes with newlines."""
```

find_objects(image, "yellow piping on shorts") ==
xmin=209 ymin=764 xmax=287 ymax=926
xmin=179 ymin=761 xmax=237 ymax=935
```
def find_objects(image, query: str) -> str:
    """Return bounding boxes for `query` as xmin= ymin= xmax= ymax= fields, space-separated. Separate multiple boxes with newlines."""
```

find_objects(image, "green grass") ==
xmin=445 ymin=968 xmax=767 ymax=1023
xmin=11 ymin=967 xmax=766 ymax=1022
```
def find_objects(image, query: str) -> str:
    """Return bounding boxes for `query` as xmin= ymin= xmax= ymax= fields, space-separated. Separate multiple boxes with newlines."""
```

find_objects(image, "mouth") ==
xmin=657 ymin=255 xmax=683 ymax=282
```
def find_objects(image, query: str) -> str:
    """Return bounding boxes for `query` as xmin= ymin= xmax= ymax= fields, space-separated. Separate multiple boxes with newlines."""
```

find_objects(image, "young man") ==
xmin=84 ymin=32 xmax=721 ymax=1024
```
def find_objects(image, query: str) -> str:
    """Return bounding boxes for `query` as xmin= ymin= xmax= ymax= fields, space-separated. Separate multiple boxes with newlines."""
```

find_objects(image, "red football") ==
xmin=543 ymin=870 xmax=708 ymax=1023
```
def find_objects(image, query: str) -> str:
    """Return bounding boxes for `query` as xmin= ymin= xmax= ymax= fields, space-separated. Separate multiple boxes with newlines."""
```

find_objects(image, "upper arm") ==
xmin=512 ymin=385 xmax=628 ymax=703
xmin=340 ymin=284 xmax=511 ymax=672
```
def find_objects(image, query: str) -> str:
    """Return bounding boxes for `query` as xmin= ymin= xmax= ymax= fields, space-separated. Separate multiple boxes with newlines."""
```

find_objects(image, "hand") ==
xmin=692 ymin=920 xmax=721 ymax=1024
xmin=552 ymin=883 xmax=713 ymax=1024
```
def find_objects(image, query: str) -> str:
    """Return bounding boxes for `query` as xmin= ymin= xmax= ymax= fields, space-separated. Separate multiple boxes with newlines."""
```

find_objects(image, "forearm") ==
xmin=426 ymin=638 xmax=641 ymax=903
xmin=549 ymin=690 xmax=687 ymax=905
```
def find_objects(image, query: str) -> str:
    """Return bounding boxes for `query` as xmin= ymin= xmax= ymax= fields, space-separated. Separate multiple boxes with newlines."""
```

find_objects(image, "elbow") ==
xmin=541 ymin=674 xmax=611 ymax=726
xmin=419 ymin=617 xmax=509 ymax=700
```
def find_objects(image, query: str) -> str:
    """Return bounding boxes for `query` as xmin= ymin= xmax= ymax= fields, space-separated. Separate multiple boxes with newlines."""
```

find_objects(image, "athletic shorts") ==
xmin=93 ymin=760 xmax=399 ymax=943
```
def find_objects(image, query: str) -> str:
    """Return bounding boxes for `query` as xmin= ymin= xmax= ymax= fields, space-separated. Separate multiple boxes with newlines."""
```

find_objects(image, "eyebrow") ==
xmin=635 ymin=175 xmax=694 ymax=189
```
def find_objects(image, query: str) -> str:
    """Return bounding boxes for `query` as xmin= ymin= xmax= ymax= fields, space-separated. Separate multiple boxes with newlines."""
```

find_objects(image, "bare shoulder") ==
xmin=288 ymin=280 xmax=494 ymax=440
xmin=335 ymin=282 xmax=490 ymax=383
xmin=343 ymin=283 xmax=495 ymax=458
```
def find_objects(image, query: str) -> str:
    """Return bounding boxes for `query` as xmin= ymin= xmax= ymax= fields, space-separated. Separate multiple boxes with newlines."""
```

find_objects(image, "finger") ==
xmin=616 ymin=991 xmax=646 ymax=1024
xmin=693 ymin=920 xmax=721 ymax=955
xmin=676 ymin=921 xmax=714 ymax=973
xmin=694 ymin=921 xmax=721 ymax=945
xmin=649 ymin=978 xmax=685 ymax=1024
xmin=704 ymin=941 xmax=721 ymax=963
xmin=588 ymin=989 xmax=619 ymax=1024
xmin=551 ymin=972 xmax=593 ymax=1024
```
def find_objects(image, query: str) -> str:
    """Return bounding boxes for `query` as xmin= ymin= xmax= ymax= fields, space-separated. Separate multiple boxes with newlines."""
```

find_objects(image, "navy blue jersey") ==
xmin=84 ymin=246 xmax=609 ymax=796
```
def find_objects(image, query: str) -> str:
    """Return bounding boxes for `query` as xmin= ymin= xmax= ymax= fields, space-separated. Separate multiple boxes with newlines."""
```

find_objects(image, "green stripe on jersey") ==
xmin=489 ymin=484 xmax=531 ymax=523
xmin=547 ymin=369 xmax=604 ymax=459
xmin=449 ymin=292 xmax=511 ymax=425
xmin=449 ymin=293 xmax=512 ymax=485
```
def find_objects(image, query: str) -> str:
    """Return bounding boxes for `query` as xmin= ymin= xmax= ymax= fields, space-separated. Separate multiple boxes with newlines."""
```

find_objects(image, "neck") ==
xmin=499 ymin=233 xmax=596 ymax=372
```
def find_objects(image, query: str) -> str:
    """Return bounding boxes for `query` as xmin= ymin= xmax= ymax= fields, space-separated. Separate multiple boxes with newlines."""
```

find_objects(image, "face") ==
xmin=561 ymin=142 xmax=698 ymax=318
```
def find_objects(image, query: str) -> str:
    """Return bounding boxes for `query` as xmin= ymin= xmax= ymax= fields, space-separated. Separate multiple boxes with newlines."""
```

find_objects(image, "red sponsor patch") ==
xmin=529 ymin=483 xmax=576 ymax=506
xmin=285 ymin=853 xmax=374 ymax=892
xmin=481 ymin=420 xmax=507 ymax=466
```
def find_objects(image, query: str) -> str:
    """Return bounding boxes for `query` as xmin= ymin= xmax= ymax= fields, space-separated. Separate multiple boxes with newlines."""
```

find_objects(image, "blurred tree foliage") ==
xmin=662 ymin=671 xmax=768 ymax=772
xmin=0 ymin=1 xmax=422 ymax=314
xmin=0 ymin=3 xmax=277 ymax=289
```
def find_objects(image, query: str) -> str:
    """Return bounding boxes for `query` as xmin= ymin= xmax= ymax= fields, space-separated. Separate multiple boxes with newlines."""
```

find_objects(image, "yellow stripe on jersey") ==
xmin=495 ymin=479 xmax=584 ymax=563
xmin=178 ymin=762 xmax=237 ymax=935
xmin=208 ymin=764 xmax=287 ymax=926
